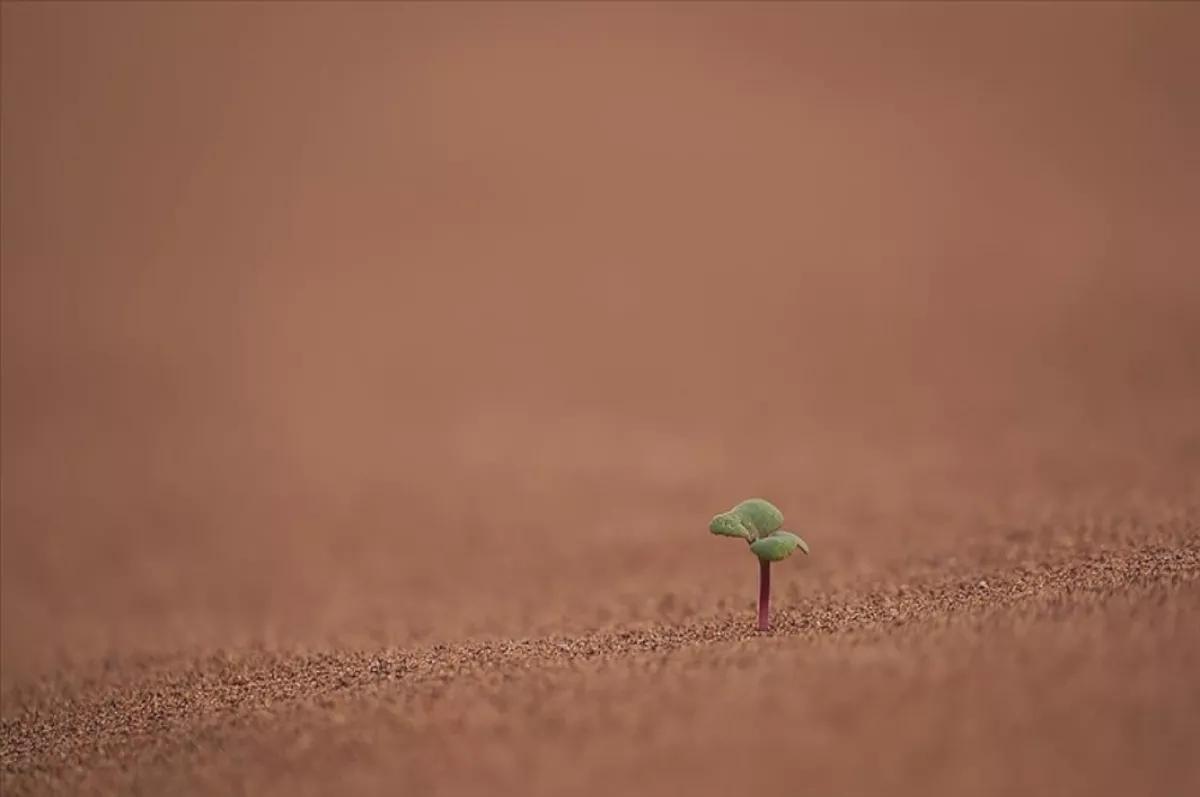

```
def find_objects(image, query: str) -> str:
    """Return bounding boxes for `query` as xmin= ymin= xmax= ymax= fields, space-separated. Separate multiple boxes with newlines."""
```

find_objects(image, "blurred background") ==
xmin=2 ymin=1 xmax=1198 ymax=682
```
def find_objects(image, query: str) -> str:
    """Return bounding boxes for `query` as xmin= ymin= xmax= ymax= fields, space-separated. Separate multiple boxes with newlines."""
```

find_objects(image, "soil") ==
xmin=2 ymin=3 xmax=1198 ymax=796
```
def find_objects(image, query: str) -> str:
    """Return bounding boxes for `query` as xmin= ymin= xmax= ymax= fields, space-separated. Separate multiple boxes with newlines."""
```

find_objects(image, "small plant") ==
xmin=709 ymin=498 xmax=809 ymax=632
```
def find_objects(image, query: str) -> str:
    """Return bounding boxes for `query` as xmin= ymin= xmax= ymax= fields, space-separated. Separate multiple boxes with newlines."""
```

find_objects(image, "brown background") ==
xmin=2 ymin=2 xmax=1198 ymax=795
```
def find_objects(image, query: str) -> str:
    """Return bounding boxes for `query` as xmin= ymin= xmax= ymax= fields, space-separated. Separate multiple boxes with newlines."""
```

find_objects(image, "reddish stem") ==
xmin=757 ymin=558 xmax=771 ymax=632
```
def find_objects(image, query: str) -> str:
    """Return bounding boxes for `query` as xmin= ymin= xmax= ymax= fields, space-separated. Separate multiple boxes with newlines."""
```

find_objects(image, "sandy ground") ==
xmin=2 ymin=3 xmax=1199 ymax=795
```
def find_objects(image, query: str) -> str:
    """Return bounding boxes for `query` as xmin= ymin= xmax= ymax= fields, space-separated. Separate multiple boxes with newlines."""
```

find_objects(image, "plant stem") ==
xmin=757 ymin=558 xmax=771 ymax=632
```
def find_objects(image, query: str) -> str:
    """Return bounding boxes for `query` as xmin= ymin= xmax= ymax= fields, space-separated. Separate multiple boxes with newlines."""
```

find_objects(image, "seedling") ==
xmin=709 ymin=498 xmax=809 ymax=632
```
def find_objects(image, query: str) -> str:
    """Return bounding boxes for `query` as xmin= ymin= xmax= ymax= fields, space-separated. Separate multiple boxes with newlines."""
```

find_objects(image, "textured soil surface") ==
xmin=2 ymin=4 xmax=1199 ymax=796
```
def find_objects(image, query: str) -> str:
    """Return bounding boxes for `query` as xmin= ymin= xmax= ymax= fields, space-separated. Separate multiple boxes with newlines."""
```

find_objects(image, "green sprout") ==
xmin=709 ymin=498 xmax=810 ymax=632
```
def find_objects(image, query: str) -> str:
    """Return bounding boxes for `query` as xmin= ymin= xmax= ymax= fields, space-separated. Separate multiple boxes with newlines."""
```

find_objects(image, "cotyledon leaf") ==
xmin=730 ymin=498 xmax=785 ymax=539
xmin=709 ymin=512 xmax=754 ymax=541
xmin=749 ymin=530 xmax=810 ymax=562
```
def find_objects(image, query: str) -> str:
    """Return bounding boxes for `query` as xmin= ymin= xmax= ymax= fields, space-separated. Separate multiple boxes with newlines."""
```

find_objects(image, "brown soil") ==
xmin=2 ymin=3 xmax=1198 ymax=796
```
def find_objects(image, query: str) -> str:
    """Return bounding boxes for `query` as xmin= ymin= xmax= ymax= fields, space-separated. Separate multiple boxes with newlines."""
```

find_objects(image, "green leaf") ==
xmin=730 ymin=498 xmax=784 ymax=539
xmin=749 ymin=530 xmax=809 ymax=562
xmin=709 ymin=513 xmax=753 ymax=541
xmin=787 ymin=532 xmax=811 ymax=556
